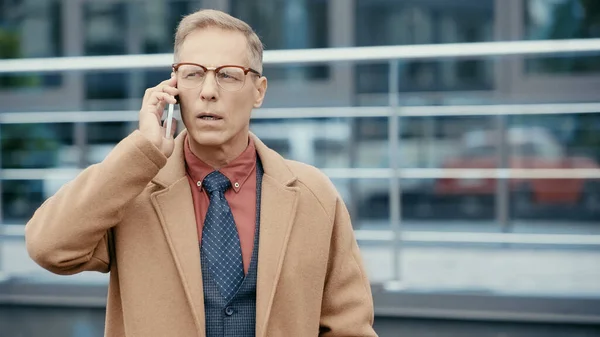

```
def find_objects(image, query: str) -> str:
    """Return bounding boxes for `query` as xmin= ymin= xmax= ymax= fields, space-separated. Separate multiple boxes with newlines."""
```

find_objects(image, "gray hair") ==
xmin=174 ymin=9 xmax=264 ymax=73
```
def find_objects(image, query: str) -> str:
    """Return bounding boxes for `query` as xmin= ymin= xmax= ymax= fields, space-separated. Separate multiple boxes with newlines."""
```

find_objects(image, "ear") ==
xmin=253 ymin=76 xmax=268 ymax=108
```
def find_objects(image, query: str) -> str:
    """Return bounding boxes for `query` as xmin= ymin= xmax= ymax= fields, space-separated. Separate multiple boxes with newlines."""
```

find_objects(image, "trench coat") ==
xmin=25 ymin=129 xmax=377 ymax=336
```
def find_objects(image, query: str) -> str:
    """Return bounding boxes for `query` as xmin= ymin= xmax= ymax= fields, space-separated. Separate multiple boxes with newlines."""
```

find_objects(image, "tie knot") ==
xmin=202 ymin=171 xmax=231 ymax=194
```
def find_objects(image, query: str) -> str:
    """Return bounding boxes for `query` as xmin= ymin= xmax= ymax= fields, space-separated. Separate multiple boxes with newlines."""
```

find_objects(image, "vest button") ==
xmin=225 ymin=306 xmax=235 ymax=316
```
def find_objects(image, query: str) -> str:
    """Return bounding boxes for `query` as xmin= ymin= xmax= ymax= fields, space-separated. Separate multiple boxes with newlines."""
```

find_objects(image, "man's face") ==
xmin=175 ymin=28 xmax=267 ymax=149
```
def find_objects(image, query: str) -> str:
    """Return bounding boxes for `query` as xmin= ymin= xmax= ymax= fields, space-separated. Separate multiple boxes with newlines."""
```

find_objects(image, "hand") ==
xmin=138 ymin=76 xmax=179 ymax=157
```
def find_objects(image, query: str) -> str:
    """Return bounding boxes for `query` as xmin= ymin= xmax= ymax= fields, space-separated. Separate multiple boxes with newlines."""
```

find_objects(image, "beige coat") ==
xmin=25 ymin=130 xmax=377 ymax=337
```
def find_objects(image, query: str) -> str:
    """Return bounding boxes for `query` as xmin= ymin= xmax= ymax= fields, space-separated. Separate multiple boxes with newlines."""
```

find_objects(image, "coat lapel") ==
xmin=150 ymin=131 xmax=206 ymax=335
xmin=147 ymin=131 xmax=299 ymax=337
xmin=252 ymin=135 xmax=299 ymax=337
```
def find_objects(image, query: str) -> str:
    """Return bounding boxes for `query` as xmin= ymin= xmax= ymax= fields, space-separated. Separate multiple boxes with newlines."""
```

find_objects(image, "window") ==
xmin=84 ymin=3 xmax=127 ymax=56
xmin=355 ymin=0 xmax=494 ymax=93
xmin=83 ymin=1 xmax=205 ymax=101
xmin=230 ymin=0 xmax=330 ymax=80
xmin=0 ymin=0 xmax=63 ymax=89
xmin=83 ymin=2 xmax=128 ymax=101
xmin=524 ymin=0 xmax=600 ymax=74
xmin=143 ymin=0 xmax=202 ymax=54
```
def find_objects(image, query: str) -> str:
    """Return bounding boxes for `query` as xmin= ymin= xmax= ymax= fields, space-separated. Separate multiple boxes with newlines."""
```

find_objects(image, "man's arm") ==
xmin=25 ymin=131 xmax=166 ymax=275
xmin=319 ymin=196 xmax=378 ymax=337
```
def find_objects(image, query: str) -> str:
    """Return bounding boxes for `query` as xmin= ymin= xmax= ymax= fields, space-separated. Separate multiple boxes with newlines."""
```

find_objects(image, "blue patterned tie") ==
xmin=201 ymin=171 xmax=244 ymax=301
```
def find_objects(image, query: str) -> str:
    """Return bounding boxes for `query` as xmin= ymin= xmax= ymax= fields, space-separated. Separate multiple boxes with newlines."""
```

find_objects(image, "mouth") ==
xmin=196 ymin=112 xmax=223 ymax=121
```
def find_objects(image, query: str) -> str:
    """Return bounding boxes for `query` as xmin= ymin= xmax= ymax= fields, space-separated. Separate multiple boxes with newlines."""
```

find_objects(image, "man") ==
xmin=25 ymin=9 xmax=377 ymax=337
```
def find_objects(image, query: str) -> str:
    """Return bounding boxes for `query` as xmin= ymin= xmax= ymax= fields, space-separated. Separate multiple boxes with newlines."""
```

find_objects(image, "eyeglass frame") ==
xmin=171 ymin=62 xmax=262 ymax=91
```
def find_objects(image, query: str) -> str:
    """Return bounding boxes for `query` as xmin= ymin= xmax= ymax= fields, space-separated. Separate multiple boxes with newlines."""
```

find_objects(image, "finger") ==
xmin=157 ymin=76 xmax=177 ymax=90
xmin=156 ymin=99 xmax=167 ymax=120
xmin=157 ymin=85 xmax=179 ymax=97
xmin=144 ymin=95 xmax=168 ymax=122
xmin=143 ymin=76 xmax=177 ymax=104
xmin=146 ymin=92 xmax=177 ymax=106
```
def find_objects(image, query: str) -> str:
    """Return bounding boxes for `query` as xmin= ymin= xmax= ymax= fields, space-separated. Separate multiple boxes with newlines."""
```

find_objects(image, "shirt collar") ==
xmin=184 ymin=135 xmax=256 ymax=193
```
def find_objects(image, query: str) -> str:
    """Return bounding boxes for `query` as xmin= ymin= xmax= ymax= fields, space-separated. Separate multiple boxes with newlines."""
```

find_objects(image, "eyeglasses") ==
xmin=172 ymin=63 xmax=261 ymax=92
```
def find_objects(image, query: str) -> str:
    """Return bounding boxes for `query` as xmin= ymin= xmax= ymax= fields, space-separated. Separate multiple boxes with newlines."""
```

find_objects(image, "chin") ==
xmin=189 ymin=129 xmax=228 ymax=147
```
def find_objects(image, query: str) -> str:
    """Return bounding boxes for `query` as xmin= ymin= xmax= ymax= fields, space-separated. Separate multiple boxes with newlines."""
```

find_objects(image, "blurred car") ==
xmin=433 ymin=127 xmax=600 ymax=218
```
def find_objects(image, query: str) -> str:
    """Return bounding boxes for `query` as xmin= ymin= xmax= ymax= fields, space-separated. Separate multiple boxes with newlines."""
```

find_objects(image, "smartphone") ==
xmin=164 ymin=85 xmax=179 ymax=138
xmin=165 ymin=103 xmax=175 ymax=138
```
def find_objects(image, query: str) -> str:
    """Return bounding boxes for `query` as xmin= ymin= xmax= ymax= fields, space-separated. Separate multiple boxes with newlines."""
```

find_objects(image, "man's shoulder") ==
xmin=284 ymin=159 xmax=329 ymax=184
xmin=283 ymin=159 xmax=340 ymax=213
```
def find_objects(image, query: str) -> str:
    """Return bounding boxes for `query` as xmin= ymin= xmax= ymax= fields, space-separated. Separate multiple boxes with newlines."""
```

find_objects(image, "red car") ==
xmin=433 ymin=127 xmax=600 ymax=217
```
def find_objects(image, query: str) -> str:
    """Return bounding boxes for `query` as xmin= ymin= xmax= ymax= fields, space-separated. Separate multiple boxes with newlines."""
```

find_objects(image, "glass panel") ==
xmin=83 ymin=2 xmax=128 ymax=105
xmin=143 ymin=0 xmax=201 ymax=54
xmin=524 ymin=0 xmax=600 ymax=74
xmin=84 ymin=3 xmax=127 ymax=56
xmin=1 ymin=123 xmax=74 ymax=223
xmin=331 ymin=178 xmax=391 ymax=230
xmin=230 ymin=0 xmax=330 ymax=80
xmin=394 ymin=244 xmax=600 ymax=295
xmin=2 ymin=180 xmax=45 ymax=223
xmin=355 ymin=0 xmax=494 ymax=94
xmin=405 ymin=115 xmax=499 ymax=223
xmin=1 ymin=123 xmax=73 ymax=169
xmin=250 ymin=118 xmax=354 ymax=168
xmin=372 ymin=318 xmax=600 ymax=336
xmin=250 ymin=117 xmax=397 ymax=169
xmin=84 ymin=67 xmax=169 ymax=110
xmin=0 ymin=0 xmax=63 ymax=89
xmin=86 ymin=122 xmax=133 ymax=165
xmin=507 ymin=112 xmax=600 ymax=226
xmin=85 ymin=71 xmax=129 ymax=101
xmin=0 ymin=306 xmax=105 ymax=337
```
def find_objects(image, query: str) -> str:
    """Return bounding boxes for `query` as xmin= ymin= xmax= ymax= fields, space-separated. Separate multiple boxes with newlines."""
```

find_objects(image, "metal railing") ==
xmin=2 ymin=38 xmax=600 ymax=73
xmin=2 ymin=38 xmax=600 ymax=283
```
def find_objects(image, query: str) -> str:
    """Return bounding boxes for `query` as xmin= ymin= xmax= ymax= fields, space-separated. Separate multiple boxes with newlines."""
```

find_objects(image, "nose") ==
xmin=200 ymin=72 xmax=218 ymax=101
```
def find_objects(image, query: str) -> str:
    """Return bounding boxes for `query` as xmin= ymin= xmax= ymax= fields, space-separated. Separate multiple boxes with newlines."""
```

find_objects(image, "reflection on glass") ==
xmin=143 ymin=0 xmax=201 ymax=54
xmin=231 ymin=0 xmax=330 ymax=81
xmin=1 ymin=123 xmax=73 ymax=169
xmin=0 ymin=0 xmax=62 ymax=89
xmin=355 ymin=0 xmax=494 ymax=93
xmin=86 ymin=122 xmax=131 ymax=164
xmin=506 ymin=114 xmax=600 ymax=222
xmin=331 ymin=178 xmax=391 ymax=229
xmin=84 ymin=2 xmax=126 ymax=56
xmin=1 ymin=123 xmax=74 ymax=222
xmin=431 ymin=115 xmax=600 ymax=223
xmin=2 ymin=180 xmax=45 ymax=223
xmin=0 ymin=307 xmax=105 ymax=337
xmin=250 ymin=118 xmax=352 ymax=168
xmin=83 ymin=3 xmax=128 ymax=103
xmin=525 ymin=0 xmax=600 ymax=74
xmin=85 ymin=71 xmax=129 ymax=101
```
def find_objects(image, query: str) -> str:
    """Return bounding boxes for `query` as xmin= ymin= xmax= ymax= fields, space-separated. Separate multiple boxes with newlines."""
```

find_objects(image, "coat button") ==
xmin=225 ymin=306 xmax=235 ymax=316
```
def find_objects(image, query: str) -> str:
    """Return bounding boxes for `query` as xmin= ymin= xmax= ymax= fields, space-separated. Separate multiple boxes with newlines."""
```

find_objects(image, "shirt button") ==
xmin=196 ymin=181 xmax=202 ymax=187
xmin=225 ymin=306 xmax=235 ymax=316
xmin=234 ymin=182 xmax=240 ymax=189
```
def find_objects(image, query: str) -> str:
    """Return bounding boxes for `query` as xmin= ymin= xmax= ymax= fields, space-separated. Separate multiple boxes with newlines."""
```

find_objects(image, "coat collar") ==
xmin=150 ymin=129 xmax=299 ymax=337
xmin=151 ymin=129 xmax=297 ymax=189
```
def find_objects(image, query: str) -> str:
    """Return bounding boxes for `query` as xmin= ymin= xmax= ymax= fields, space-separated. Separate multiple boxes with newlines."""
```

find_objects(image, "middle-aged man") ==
xmin=25 ymin=8 xmax=377 ymax=337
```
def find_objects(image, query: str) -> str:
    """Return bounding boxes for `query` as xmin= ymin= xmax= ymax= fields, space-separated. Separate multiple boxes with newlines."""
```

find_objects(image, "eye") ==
xmin=218 ymin=72 xmax=233 ymax=79
xmin=185 ymin=71 xmax=203 ymax=78
xmin=218 ymin=69 xmax=243 ymax=81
